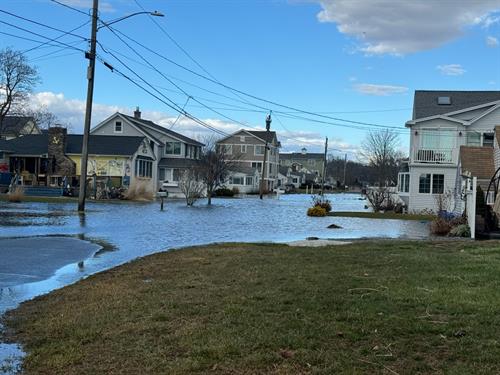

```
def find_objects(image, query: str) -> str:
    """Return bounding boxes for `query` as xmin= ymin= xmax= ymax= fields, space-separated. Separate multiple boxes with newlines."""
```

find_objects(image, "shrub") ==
xmin=448 ymin=224 xmax=471 ymax=238
xmin=311 ymin=195 xmax=332 ymax=212
xmin=214 ymin=187 xmax=235 ymax=197
xmin=307 ymin=206 xmax=327 ymax=217
xmin=8 ymin=186 xmax=24 ymax=202
xmin=231 ymin=187 xmax=240 ymax=195
xmin=123 ymin=180 xmax=154 ymax=201
xmin=430 ymin=217 xmax=452 ymax=236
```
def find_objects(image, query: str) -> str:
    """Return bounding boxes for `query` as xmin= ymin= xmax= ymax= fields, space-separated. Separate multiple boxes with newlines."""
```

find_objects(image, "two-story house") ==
xmin=398 ymin=90 xmax=500 ymax=213
xmin=91 ymin=108 xmax=204 ymax=193
xmin=216 ymin=129 xmax=280 ymax=193
xmin=280 ymin=148 xmax=325 ymax=179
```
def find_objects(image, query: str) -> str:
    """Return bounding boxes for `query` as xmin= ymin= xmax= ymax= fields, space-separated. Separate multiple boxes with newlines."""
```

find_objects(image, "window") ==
xmin=230 ymin=176 xmax=244 ymax=185
xmin=114 ymin=121 xmax=122 ymax=133
xmin=159 ymin=168 xmax=166 ymax=181
xmin=240 ymin=145 xmax=247 ymax=153
xmin=483 ymin=133 xmax=494 ymax=147
xmin=251 ymin=162 xmax=262 ymax=172
xmin=467 ymin=131 xmax=481 ymax=146
xmin=486 ymin=191 xmax=495 ymax=205
xmin=173 ymin=169 xmax=182 ymax=182
xmin=398 ymin=173 xmax=410 ymax=193
xmin=419 ymin=174 xmax=431 ymax=193
xmin=165 ymin=142 xmax=181 ymax=155
xmin=240 ymin=136 xmax=245 ymax=142
xmin=437 ymin=96 xmax=451 ymax=105
xmin=218 ymin=144 xmax=232 ymax=155
xmin=135 ymin=159 xmax=152 ymax=178
xmin=432 ymin=174 xmax=444 ymax=194
xmin=245 ymin=176 xmax=253 ymax=185
xmin=255 ymin=145 xmax=265 ymax=155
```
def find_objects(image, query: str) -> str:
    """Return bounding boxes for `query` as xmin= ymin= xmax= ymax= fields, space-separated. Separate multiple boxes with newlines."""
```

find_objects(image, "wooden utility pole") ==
xmin=343 ymin=153 xmax=347 ymax=190
xmin=321 ymin=136 xmax=328 ymax=195
xmin=259 ymin=113 xmax=272 ymax=200
xmin=78 ymin=0 xmax=98 ymax=212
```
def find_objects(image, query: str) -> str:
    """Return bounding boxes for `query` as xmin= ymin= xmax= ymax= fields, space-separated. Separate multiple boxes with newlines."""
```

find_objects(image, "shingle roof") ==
xmin=247 ymin=130 xmax=277 ymax=144
xmin=0 ymin=116 xmax=35 ymax=135
xmin=158 ymin=157 xmax=199 ymax=168
xmin=413 ymin=91 xmax=500 ymax=120
xmin=1 ymin=134 xmax=145 ymax=156
xmin=459 ymin=146 xmax=494 ymax=180
xmin=122 ymin=114 xmax=204 ymax=147
xmin=280 ymin=152 xmax=324 ymax=160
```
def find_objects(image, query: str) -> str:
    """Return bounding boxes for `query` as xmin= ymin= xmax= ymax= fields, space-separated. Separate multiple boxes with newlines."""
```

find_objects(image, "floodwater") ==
xmin=0 ymin=193 xmax=430 ymax=312
xmin=0 ymin=193 xmax=430 ymax=373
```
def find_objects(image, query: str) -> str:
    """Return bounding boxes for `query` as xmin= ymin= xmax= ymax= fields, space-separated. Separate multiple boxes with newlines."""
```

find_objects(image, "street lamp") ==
xmin=259 ymin=113 xmax=272 ymax=200
xmin=77 ymin=0 xmax=163 ymax=212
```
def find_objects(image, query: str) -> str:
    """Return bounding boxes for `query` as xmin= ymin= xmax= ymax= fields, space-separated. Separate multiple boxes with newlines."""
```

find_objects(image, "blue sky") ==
xmin=1 ymin=0 xmax=499 ymax=156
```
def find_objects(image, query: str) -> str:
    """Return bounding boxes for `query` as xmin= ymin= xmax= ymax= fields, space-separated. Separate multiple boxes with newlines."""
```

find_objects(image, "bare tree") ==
xmin=178 ymin=169 xmax=205 ymax=206
xmin=197 ymin=137 xmax=241 ymax=205
xmin=0 ymin=47 xmax=40 ymax=133
xmin=359 ymin=129 xmax=402 ymax=186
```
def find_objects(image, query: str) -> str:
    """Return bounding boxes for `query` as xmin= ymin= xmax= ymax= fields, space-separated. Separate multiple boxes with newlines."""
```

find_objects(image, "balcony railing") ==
xmin=413 ymin=148 xmax=454 ymax=164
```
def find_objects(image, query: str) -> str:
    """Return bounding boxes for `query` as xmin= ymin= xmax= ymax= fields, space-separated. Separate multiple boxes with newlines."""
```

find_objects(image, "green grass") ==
xmin=3 ymin=240 xmax=500 ymax=374
xmin=328 ymin=211 xmax=434 ymax=221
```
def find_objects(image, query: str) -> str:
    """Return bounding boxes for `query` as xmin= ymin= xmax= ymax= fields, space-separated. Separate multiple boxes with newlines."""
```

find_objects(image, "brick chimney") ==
xmin=47 ymin=126 xmax=75 ymax=177
xmin=134 ymin=106 xmax=141 ymax=119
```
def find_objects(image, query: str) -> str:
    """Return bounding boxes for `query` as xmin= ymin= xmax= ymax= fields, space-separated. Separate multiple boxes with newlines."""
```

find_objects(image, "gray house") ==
xmin=0 ymin=116 xmax=41 ymax=140
xmin=216 ymin=129 xmax=280 ymax=193
xmin=91 ymin=108 xmax=204 ymax=193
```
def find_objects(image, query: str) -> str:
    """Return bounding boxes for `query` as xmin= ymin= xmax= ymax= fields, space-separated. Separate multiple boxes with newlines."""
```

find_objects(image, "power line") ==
xmin=0 ymin=9 xmax=88 ymax=41
xmin=50 ymin=0 xmax=90 ymax=16
xmin=23 ymin=20 xmax=90 ymax=54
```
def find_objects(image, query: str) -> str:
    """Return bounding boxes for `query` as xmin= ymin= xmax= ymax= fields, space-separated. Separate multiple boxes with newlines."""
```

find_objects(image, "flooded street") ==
xmin=0 ymin=193 xmax=430 ymax=312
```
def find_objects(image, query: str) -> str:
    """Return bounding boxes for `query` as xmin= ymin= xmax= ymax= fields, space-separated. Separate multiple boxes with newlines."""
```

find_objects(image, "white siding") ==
xmin=470 ymin=106 xmax=500 ymax=129
xmin=408 ymin=165 xmax=458 ymax=213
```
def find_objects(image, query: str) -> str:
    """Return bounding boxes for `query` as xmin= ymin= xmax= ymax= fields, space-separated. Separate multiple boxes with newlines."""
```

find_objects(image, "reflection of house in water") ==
xmin=0 ymin=126 xmax=155 ymax=193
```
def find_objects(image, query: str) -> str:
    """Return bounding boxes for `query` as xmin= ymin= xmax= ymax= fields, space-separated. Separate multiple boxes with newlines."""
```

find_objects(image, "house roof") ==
xmin=1 ymin=134 xmax=145 ymax=156
xmin=459 ymin=146 xmax=494 ymax=180
xmin=280 ymin=152 xmax=324 ymax=160
xmin=158 ymin=157 xmax=199 ymax=168
xmin=246 ymin=130 xmax=277 ymax=144
xmin=0 ymin=116 xmax=35 ymax=135
xmin=413 ymin=90 xmax=500 ymax=120
xmin=121 ymin=114 xmax=204 ymax=147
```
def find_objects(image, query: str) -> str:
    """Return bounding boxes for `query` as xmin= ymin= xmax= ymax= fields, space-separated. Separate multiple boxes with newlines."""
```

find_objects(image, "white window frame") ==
xmin=240 ymin=145 xmax=247 ymax=153
xmin=254 ymin=145 xmax=265 ymax=156
xmin=165 ymin=141 xmax=182 ymax=156
xmin=239 ymin=136 xmax=245 ymax=142
xmin=114 ymin=121 xmax=123 ymax=133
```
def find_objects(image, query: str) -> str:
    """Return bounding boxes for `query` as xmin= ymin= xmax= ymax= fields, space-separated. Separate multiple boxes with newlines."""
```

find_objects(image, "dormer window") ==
xmin=114 ymin=121 xmax=123 ymax=133
xmin=437 ymin=96 xmax=451 ymax=105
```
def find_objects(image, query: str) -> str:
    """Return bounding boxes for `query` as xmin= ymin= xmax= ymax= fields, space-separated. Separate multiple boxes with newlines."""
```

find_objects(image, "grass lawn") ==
xmin=3 ymin=240 xmax=500 ymax=374
xmin=328 ymin=211 xmax=434 ymax=221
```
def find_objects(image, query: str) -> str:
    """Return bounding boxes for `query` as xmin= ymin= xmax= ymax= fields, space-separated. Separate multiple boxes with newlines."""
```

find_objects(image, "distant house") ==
xmin=0 ymin=116 xmax=40 ymax=140
xmin=216 ymin=129 xmax=281 ymax=193
xmin=397 ymin=90 xmax=500 ymax=213
xmin=0 ymin=126 xmax=153 ymax=191
xmin=280 ymin=148 xmax=325 ymax=179
xmin=90 ymin=108 xmax=204 ymax=193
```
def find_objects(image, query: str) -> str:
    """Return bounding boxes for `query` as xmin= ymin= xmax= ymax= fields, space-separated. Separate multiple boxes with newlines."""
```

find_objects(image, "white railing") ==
xmin=413 ymin=148 xmax=454 ymax=164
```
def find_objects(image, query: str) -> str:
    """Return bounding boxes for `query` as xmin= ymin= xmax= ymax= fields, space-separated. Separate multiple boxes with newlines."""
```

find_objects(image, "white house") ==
xmin=398 ymin=90 xmax=500 ymax=213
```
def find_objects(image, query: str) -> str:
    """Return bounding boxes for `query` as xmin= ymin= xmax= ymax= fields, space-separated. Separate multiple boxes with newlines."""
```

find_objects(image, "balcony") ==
xmin=413 ymin=148 xmax=455 ymax=164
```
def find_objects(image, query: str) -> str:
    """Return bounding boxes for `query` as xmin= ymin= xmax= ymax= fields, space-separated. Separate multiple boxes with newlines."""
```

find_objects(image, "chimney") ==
xmin=134 ymin=106 xmax=141 ymax=119
xmin=47 ymin=126 xmax=76 ymax=177
xmin=301 ymin=147 xmax=307 ymax=155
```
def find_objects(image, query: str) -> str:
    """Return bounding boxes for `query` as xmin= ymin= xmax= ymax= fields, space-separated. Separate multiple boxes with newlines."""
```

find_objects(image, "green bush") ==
xmin=214 ymin=187 xmax=235 ymax=197
xmin=307 ymin=206 xmax=327 ymax=217
xmin=448 ymin=224 xmax=471 ymax=237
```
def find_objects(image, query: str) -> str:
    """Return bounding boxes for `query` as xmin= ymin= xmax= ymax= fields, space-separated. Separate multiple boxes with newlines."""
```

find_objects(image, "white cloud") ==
xmin=314 ymin=0 xmax=500 ymax=55
xmin=436 ymin=64 xmax=466 ymax=76
xmin=28 ymin=92 xmax=346 ymax=151
xmin=353 ymin=84 xmax=408 ymax=96
xmin=487 ymin=35 xmax=499 ymax=47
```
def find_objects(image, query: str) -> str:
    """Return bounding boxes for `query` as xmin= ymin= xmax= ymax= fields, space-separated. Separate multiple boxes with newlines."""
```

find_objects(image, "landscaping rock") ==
xmin=327 ymin=224 xmax=342 ymax=229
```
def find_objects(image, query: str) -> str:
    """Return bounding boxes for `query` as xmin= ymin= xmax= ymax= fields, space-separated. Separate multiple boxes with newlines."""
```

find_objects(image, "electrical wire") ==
xmin=50 ymin=0 xmax=90 ymax=17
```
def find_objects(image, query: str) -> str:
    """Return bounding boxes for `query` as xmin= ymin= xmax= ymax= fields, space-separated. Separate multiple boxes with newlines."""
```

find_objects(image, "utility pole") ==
xmin=259 ymin=112 xmax=272 ymax=199
xmin=321 ymin=136 xmax=328 ymax=195
xmin=78 ymin=0 xmax=98 ymax=212
xmin=343 ymin=153 xmax=347 ymax=190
